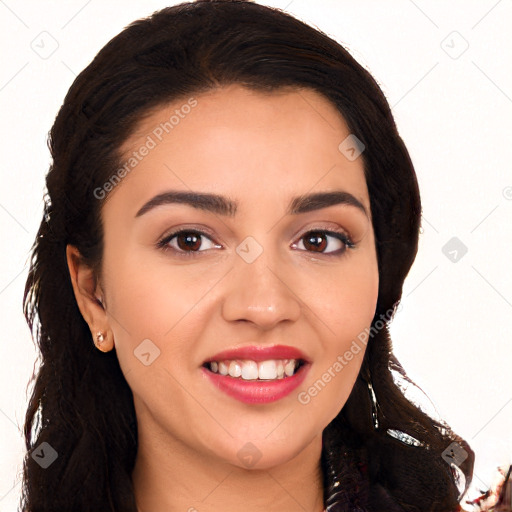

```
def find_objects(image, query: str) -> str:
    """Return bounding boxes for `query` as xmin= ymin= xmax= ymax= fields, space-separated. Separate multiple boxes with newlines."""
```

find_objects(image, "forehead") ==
xmin=114 ymin=84 xmax=370 ymax=213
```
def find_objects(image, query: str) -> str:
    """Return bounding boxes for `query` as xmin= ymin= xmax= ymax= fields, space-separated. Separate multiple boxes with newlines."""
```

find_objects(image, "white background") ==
xmin=1 ymin=1 xmax=511 ymax=510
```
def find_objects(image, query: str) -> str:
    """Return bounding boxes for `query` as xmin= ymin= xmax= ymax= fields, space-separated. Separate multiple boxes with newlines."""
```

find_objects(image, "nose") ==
xmin=221 ymin=246 xmax=301 ymax=330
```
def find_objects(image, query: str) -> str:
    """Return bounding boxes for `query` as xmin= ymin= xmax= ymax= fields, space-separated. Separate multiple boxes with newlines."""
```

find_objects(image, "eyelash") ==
xmin=156 ymin=228 xmax=356 ymax=258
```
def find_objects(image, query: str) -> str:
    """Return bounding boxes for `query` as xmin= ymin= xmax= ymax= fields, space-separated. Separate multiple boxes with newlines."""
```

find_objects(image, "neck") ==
xmin=131 ymin=409 xmax=325 ymax=512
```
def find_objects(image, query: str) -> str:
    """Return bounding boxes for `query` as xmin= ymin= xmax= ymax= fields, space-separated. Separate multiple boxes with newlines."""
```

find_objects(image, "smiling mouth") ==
xmin=202 ymin=358 xmax=307 ymax=381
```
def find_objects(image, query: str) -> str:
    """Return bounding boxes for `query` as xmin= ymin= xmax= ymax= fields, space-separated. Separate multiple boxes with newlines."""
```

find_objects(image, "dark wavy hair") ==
xmin=21 ymin=1 xmax=474 ymax=511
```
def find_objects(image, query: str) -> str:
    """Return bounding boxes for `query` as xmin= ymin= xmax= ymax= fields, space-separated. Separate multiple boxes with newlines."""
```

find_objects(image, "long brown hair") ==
xmin=22 ymin=1 xmax=474 ymax=510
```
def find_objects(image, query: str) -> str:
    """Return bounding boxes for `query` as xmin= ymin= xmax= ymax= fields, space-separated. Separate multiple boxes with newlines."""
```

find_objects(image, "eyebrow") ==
xmin=135 ymin=190 xmax=368 ymax=218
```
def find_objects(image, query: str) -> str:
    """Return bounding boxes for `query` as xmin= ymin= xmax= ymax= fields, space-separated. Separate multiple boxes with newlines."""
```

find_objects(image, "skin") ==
xmin=67 ymin=84 xmax=379 ymax=512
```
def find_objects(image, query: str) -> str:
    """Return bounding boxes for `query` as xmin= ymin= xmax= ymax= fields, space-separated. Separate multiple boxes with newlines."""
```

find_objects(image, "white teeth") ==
xmin=284 ymin=360 xmax=296 ymax=377
xmin=241 ymin=360 xmax=259 ymax=380
xmin=208 ymin=359 xmax=301 ymax=380
xmin=258 ymin=360 xmax=277 ymax=380
xmin=277 ymin=361 xmax=285 ymax=379
xmin=218 ymin=361 xmax=228 ymax=376
xmin=228 ymin=361 xmax=242 ymax=378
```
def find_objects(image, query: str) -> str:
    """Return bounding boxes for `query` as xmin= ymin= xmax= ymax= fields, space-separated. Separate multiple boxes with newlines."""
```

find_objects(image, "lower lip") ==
xmin=201 ymin=364 xmax=310 ymax=404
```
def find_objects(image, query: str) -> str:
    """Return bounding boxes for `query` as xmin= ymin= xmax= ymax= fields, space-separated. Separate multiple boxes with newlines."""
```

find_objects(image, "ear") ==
xmin=66 ymin=245 xmax=114 ymax=352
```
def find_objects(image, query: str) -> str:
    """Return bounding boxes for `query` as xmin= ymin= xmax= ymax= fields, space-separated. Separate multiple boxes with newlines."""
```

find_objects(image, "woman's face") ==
xmin=98 ymin=84 xmax=379 ymax=469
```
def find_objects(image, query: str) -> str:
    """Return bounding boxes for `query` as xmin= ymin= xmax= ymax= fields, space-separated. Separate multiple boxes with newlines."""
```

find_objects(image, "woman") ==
xmin=22 ymin=1 xmax=475 ymax=511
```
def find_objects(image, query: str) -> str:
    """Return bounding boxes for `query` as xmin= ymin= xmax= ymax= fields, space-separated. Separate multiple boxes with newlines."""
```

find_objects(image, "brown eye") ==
xmin=159 ymin=230 xmax=220 ymax=255
xmin=175 ymin=232 xmax=202 ymax=251
xmin=294 ymin=230 xmax=354 ymax=255
xmin=303 ymin=231 xmax=328 ymax=252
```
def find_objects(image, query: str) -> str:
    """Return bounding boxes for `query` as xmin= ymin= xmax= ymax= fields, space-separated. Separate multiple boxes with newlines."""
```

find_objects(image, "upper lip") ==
xmin=203 ymin=344 xmax=311 ymax=364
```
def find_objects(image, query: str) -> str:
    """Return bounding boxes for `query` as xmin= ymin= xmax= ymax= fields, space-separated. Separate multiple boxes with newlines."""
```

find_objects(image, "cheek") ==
xmin=104 ymin=249 xmax=200 ymax=330
xmin=306 ymin=256 xmax=379 ymax=343
xmin=101 ymin=249 xmax=227 ymax=374
xmin=101 ymin=255 xmax=211 ymax=409
xmin=297 ymin=255 xmax=378 ymax=418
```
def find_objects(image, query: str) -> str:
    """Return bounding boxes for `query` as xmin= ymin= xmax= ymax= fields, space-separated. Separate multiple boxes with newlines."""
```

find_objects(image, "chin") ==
xmin=208 ymin=432 xmax=316 ymax=471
